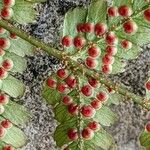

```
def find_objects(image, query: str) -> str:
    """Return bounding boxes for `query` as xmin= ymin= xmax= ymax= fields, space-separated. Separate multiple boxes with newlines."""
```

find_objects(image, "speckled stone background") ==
xmin=16 ymin=0 xmax=150 ymax=150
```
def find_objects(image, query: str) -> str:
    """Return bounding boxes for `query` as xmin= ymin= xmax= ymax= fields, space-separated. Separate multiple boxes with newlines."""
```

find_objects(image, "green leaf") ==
xmin=25 ymin=0 xmax=46 ymax=3
xmin=117 ymin=44 xmax=141 ymax=60
xmin=1 ymin=75 xmax=25 ymax=98
xmin=7 ymin=38 xmax=34 ymax=57
xmin=107 ymin=93 xmax=122 ymax=106
xmin=132 ymin=0 xmax=147 ymax=10
xmin=66 ymin=142 xmax=79 ymax=150
xmin=0 ymin=0 xmax=43 ymax=24
xmin=0 ymin=116 xmax=27 ymax=148
xmin=111 ymin=57 xmax=125 ymax=74
xmin=12 ymin=0 xmax=36 ymax=24
xmin=63 ymin=7 xmax=87 ymax=37
xmin=3 ymin=52 xmax=27 ymax=73
xmin=139 ymin=130 xmax=150 ymax=150
xmin=112 ymin=0 xmax=132 ymax=6
xmin=86 ymin=0 xmax=107 ymax=41
xmin=54 ymin=104 xmax=77 ymax=123
xmin=2 ymin=100 xmax=30 ymax=126
xmin=83 ymin=128 xmax=115 ymax=150
xmin=67 ymin=128 xmax=115 ymax=150
xmin=54 ymin=121 xmax=78 ymax=148
xmin=0 ymin=142 xmax=5 ymax=149
xmin=87 ymin=0 xmax=107 ymax=23
xmin=94 ymin=106 xmax=118 ymax=126
xmin=63 ymin=7 xmax=87 ymax=54
xmin=42 ymin=84 xmax=63 ymax=106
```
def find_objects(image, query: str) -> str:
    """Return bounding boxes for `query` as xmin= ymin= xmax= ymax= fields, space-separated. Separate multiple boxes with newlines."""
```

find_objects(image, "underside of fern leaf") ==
xmin=42 ymin=0 xmax=150 ymax=150
xmin=0 ymin=0 xmax=45 ymax=149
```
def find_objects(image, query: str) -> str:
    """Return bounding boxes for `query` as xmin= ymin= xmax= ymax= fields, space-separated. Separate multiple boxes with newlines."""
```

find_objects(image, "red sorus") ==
xmin=68 ymin=103 xmax=79 ymax=115
xmin=82 ymin=127 xmax=94 ymax=140
xmin=61 ymin=35 xmax=72 ymax=47
xmin=0 ymin=126 xmax=6 ymax=138
xmin=0 ymin=38 xmax=10 ymax=50
xmin=123 ymin=20 xmax=138 ymax=35
xmin=47 ymin=78 xmax=57 ymax=89
xmin=106 ymin=32 xmax=118 ymax=45
xmin=64 ymin=147 xmax=71 ymax=150
xmin=88 ymin=121 xmax=101 ymax=132
xmin=118 ymin=5 xmax=132 ymax=17
xmin=0 ymin=105 xmax=5 ymax=114
xmin=73 ymin=36 xmax=86 ymax=49
xmin=97 ymin=91 xmax=108 ymax=102
xmin=88 ymin=78 xmax=100 ymax=88
xmin=0 ymin=49 xmax=5 ymax=56
xmin=0 ymin=67 xmax=8 ymax=79
xmin=121 ymin=40 xmax=132 ymax=49
xmin=10 ymin=33 xmax=18 ymax=39
xmin=1 ymin=7 xmax=13 ymax=20
xmin=1 ymin=119 xmax=12 ymax=129
xmin=106 ymin=46 xmax=117 ymax=56
xmin=57 ymin=83 xmax=68 ymax=93
xmin=0 ymin=27 xmax=6 ymax=35
xmin=107 ymin=6 xmax=118 ymax=17
xmin=91 ymin=99 xmax=102 ymax=110
xmin=102 ymin=54 xmax=114 ymax=65
xmin=107 ymin=87 xmax=115 ymax=94
xmin=57 ymin=69 xmax=68 ymax=79
xmin=62 ymin=95 xmax=73 ymax=105
xmin=77 ymin=23 xmax=84 ymax=32
xmin=3 ymin=145 xmax=15 ymax=150
xmin=2 ymin=0 xmax=15 ymax=7
xmin=85 ymin=57 xmax=98 ymax=69
xmin=146 ymin=123 xmax=150 ymax=132
xmin=67 ymin=128 xmax=78 ymax=141
xmin=0 ymin=94 xmax=9 ymax=105
xmin=88 ymin=46 xmax=101 ymax=58
xmin=82 ymin=23 xmax=94 ymax=33
xmin=81 ymin=85 xmax=93 ymax=97
xmin=94 ymin=23 xmax=107 ymax=36
xmin=145 ymin=81 xmax=150 ymax=90
xmin=81 ymin=105 xmax=96 ymax=118
xmin=65 ymin=76 xmax=77 ymax=89
xmin=144 ymin=8 xmax=150 ymax=22
xmin=102 ymin=65 xmax=112 ymax=74
xmin=2 ymin=59 xmax=14 ymax=71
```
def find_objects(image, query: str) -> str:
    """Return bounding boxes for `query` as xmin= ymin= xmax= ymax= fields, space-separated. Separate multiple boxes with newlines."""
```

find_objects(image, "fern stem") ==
xmin=0 ymin=20 xmax=149 ymax=110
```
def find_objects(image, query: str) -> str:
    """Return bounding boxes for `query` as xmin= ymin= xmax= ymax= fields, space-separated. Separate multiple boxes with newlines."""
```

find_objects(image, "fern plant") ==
xmin=0 ymin=0 xmax=45 ymax=149
xmin=0 ymin=0 xmax=150 ymax=150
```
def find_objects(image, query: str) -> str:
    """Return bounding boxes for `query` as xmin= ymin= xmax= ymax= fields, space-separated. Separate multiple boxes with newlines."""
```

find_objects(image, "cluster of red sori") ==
xmin=0 ymin=58 xmax=14 ymax=80
xmin=66 ymin=120 xmax=100 ymax=143
xmin=145 ymin=79 xmax=150 ymax=133
xmin=108 ymin=5 xmax=150 ymax=22
xmin=0 ymin=93 xmax=10 ymax=114
xmin=60 ymin=4 xmax=150 ymax=74
xmin=0 ymin=0 xmax=15 ymax=20
xmin=0 ymin=119 xmax=12 ymax=139
xmin=47 ymin=69 xmax=116 ymax=146
xmin=0 ymin=24 xmax=17 ymax=79
xmin=2 ymin=145 xmax=15 ymax=150
xmin=65 ymin=82 xmax=114 ymax=145
xmin=47 ymin=68 xmax=77 ymax=93
xmin=0 ymin=1 xmax=19 ymax=80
